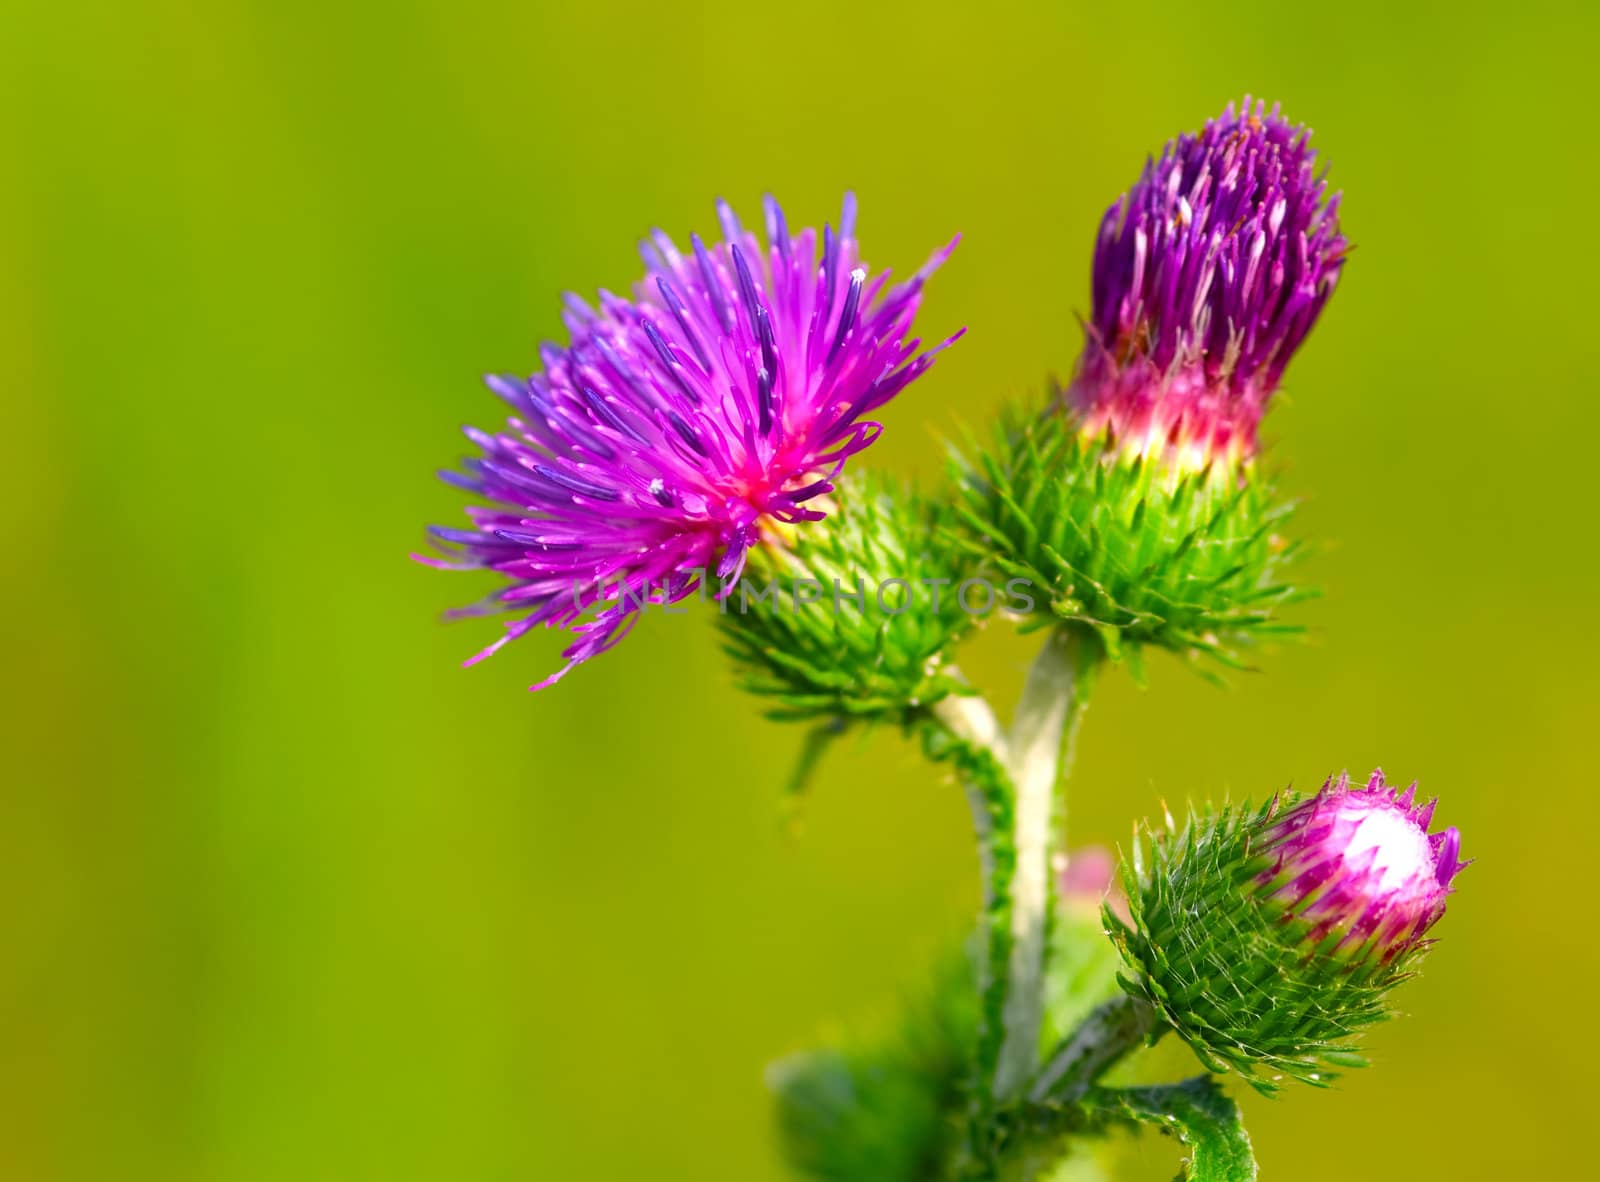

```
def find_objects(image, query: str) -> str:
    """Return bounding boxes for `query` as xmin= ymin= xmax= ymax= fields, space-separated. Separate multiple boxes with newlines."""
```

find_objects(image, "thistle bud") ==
xmin=1109 ymin=771 xmax=1466 ymax=1091
xmin=955 ymin=99 xmax=1341 ymax=665
xmin=1073 ymin=97 xmax=1345 ymax=473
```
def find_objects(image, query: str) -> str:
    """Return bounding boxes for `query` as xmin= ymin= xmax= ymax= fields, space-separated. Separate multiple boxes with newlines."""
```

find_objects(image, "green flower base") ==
xmin=952 ymin=405 xmax=1310 ymax=674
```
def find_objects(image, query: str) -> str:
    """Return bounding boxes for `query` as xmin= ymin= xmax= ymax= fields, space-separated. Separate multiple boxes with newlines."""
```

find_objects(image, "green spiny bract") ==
xmin=719 ymin=474 xmax=977 ymax=723
xmin=1106 ymin=795 xmax=1439 ymax=1094
xmin=950 ymin=404 xmax=1308 ymax=672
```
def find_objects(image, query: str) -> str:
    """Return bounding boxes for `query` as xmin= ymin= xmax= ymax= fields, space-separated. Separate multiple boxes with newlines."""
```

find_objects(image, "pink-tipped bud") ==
xmin=1071 ymin=98 xmax=1346 ymax=471
xmin=1109 ymin=768 xmax=1467 ymax=1090
xmin=1255 ymin=769 xmax=1467 ymax=960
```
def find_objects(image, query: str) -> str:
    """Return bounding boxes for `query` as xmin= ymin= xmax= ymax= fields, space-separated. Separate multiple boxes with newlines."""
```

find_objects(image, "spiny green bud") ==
xmin=951 ymin=405 xmax=1305 ymax=669
xmin=1108 ymin=771 xmax=1467 ymax=1092
xmin=952 ymin=99 xmax=1347 ymax=670
xmin=718 ymin=474 xmax=980 ymax=723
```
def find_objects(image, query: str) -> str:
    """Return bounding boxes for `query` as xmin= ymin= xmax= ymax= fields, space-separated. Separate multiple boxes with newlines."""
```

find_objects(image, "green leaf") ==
xmin=1088 ymin=1077 xmax=1257 ymax=1181
xmin=768 ymin=952 xmax=978 ymax=1182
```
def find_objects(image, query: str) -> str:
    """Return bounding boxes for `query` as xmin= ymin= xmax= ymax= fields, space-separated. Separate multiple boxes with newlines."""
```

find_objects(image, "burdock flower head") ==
xmin=1070 ymin=97 xmax=1346 ymax=472
xmin=419 ymin=194 xmax=960 ymax=688
xmin=1109 ymin=770 xmax=1466 ymax=1091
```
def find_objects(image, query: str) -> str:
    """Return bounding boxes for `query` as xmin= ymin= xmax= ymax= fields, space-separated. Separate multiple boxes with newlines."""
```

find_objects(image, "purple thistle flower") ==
xmin=1255 ymin=770 xmax=1467 ymax=960
xmin=1070 ymin=97 xmax=1347 ymax=470
xmin=418 ymin=194 xmax=961 ymax=689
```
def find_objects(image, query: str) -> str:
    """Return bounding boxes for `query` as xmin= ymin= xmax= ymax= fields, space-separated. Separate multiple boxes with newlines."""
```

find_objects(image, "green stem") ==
xmin=1028 ymin=994 xmax=1157 ymax=1103
xmin=1052 ymin=634 xmax=1099 ymax=849
xmin=932 ymin=686 xmax=1009 ymax=762
xmin=993 ymin=628 xmax=1099 ymax=1099
xmin=930 ymin=682 xmax=1015 ymax=1169
xmin=992 ymin=1001 xmax=1163 ymax=1181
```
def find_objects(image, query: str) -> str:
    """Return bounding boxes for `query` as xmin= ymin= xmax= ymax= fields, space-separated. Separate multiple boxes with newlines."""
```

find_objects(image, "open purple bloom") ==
xmin=418 ymin=194 xmax=960 ymax=689
xmin=1070 ymin=97 xmax=1346 ymax=470
xmin=1255 ymin=770 xmax=1467 ymax=960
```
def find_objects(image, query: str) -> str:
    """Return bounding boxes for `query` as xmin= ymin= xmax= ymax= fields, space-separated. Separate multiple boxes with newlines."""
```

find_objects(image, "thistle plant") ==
xmin=417 ymin=99 xmax=1466 ymax=1181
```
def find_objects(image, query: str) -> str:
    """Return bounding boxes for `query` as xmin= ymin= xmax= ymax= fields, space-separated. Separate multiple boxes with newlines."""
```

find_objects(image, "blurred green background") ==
xmin=4 ymin=0 xmax=1593 ymax=1177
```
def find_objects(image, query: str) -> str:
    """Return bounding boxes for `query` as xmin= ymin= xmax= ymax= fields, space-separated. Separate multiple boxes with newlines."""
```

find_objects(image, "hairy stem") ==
xmin=993 ymin=628 xmax=1099 ymax=1099
xmin=930 ymin=684 xmax=1016 ymax=1174
xmin=931 ymin=687 xmax=1010 ymax=970
xmin=1029 ymin=994 xmax=1158 ymax=1103
xmin=932 ymin=688 xmax=1009 ymax=762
